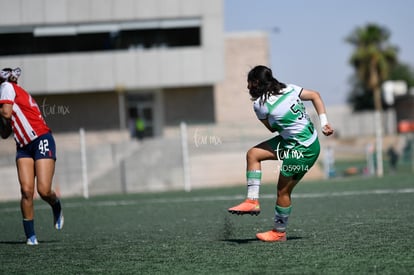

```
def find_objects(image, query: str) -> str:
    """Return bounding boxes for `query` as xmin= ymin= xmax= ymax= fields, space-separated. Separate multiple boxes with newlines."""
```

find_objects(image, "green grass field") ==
xmin=1 ymin=169 xmax=413 ymax=274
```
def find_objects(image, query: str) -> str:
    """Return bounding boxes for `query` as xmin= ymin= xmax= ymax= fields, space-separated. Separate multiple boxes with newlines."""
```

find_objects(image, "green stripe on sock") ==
xmin=246 ymin=170 xmax=262 ymax=180
xmin=275 ymin=205 xmax=292 ymax=215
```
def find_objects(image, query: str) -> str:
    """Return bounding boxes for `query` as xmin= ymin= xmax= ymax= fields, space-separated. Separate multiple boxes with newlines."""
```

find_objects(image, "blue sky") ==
xmin=224 ymin=0 xmax=414 ymax=106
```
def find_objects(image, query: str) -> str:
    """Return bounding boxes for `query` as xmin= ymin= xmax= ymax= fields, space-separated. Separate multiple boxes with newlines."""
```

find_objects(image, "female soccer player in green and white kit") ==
xmin=228 ymin=65 xmax=334 ymax=242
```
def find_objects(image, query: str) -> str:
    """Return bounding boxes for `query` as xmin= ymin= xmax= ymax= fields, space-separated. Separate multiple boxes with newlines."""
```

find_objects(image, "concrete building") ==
xmin=0 ymin=0 xmax=224 ymax=136
xmin=214 ymin=32 xmax=270 ymax=126
xmin=0 ymin=0 xmax=283 ymax=200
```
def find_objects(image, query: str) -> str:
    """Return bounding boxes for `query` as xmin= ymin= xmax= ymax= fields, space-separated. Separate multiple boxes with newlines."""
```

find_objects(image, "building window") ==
xmin=0 ymin=18 xmax=201 ymax=56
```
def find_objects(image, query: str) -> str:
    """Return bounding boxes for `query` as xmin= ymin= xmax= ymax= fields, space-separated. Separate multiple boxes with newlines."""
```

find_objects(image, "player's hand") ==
xmin=322 ymin=124 xmax=334 ymax=136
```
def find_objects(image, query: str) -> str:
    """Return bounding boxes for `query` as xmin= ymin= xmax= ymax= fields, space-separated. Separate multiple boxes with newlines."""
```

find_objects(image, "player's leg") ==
xmin=35 ymin=158 xmax=64 ymax=230
xmin=256 ymin=174 xmax=298 ymax=242
xmin=256 ymin=140 xmax=321 ymax=242
xmin=16 ymin=157 xmax=38 ymax=245
xmin=228 ymin=138 xmax=278 ymax=215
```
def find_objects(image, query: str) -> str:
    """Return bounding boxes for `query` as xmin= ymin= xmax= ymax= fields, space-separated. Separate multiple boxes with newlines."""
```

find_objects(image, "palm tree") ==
xmin=346 ymin=24 xmax=398 ymax=111
xmin=346 ymin=24 xmax=398 ymax=177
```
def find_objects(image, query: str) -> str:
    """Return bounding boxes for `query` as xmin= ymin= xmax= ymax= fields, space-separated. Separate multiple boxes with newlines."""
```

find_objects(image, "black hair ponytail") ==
xmin=247 ymin=65 xmax=286 ymax=104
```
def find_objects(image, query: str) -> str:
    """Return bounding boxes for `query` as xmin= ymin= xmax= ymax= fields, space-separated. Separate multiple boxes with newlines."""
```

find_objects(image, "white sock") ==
xmin=246 ymin=170 xmax=261 ymax=200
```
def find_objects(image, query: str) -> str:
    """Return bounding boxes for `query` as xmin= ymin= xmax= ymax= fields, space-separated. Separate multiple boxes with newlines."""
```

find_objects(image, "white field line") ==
xmin=1 ymin=188 xmax=414 ymax=213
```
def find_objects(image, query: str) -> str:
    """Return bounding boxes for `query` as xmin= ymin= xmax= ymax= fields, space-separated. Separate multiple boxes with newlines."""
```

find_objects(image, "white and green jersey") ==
xmin=253 ymin=84 xmax=317 ymax=147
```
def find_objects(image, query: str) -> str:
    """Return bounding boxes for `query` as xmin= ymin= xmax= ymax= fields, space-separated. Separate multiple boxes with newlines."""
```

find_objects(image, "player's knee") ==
xmin=20 ymin=188 xmax=34 ymax=200
xmin=37 ymin=188 xmax=53 ymax=200
xmin=246 ymin=148 xmax=259 ymax=162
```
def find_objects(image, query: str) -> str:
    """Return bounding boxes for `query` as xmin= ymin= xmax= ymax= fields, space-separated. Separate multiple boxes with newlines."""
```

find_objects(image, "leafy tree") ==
xmin=346 ymin=24 xmax=398 ymax=111
xmin=347 ymin=75 xmax=375 ymax=110
xmin=388 ymin=62 xmax=414 ymax=87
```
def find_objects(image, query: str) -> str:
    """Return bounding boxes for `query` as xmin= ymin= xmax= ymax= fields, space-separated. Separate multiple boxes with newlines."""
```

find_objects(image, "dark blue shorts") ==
xmin=16 ymin=132 xmax=57 ymax=161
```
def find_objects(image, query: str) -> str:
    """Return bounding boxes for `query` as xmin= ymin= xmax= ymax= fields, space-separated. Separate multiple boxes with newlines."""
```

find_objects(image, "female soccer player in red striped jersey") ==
xmin=0 ymin=68 xmax=63 ymax=245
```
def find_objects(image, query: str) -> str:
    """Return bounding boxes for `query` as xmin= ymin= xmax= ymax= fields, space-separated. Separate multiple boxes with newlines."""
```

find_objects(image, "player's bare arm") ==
xmin=300 ymin=89 xmax=334 ymax=136
xmin=0 ymin=103 xmax=13 ymax=119
xmin=299 ymin=89 xmax=326 ymax=114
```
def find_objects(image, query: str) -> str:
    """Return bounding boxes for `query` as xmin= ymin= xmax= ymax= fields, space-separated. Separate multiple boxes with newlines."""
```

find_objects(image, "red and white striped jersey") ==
xmin=0 ymin=82 xmax=50 ymax=147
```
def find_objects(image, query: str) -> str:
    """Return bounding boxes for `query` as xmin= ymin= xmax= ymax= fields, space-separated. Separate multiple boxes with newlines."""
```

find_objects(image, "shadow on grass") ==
xmin=0 ymin=240 xmax=60 ymax=245
xmin=221 ymin=238 xmax=258 ymax=244
xmin=287 ymin=236 xmax=304 ymax=241
xmin=221 ymin=236 xmax=303 ymax=244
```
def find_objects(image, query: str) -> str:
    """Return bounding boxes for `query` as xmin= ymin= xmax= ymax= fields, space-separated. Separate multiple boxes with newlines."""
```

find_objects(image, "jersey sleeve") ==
xmin=0 ymin=83 xmax=16 ymax=105
xmin=253 ymin=98 xmax=269 ymax=120
xmin=288 ymin=84 xmax=304 ymax=98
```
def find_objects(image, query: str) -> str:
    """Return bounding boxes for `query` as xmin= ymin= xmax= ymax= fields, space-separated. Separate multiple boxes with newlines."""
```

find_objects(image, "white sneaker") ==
xmin=26 ymin=235 xmax=38 ymax=245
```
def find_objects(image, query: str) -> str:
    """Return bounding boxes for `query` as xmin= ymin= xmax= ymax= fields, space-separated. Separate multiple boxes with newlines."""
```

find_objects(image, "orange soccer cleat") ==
xmin=228 ymin=199 xmax=260 ymax=216
xmin=256 ymin=229 xmax=287 ymax=242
